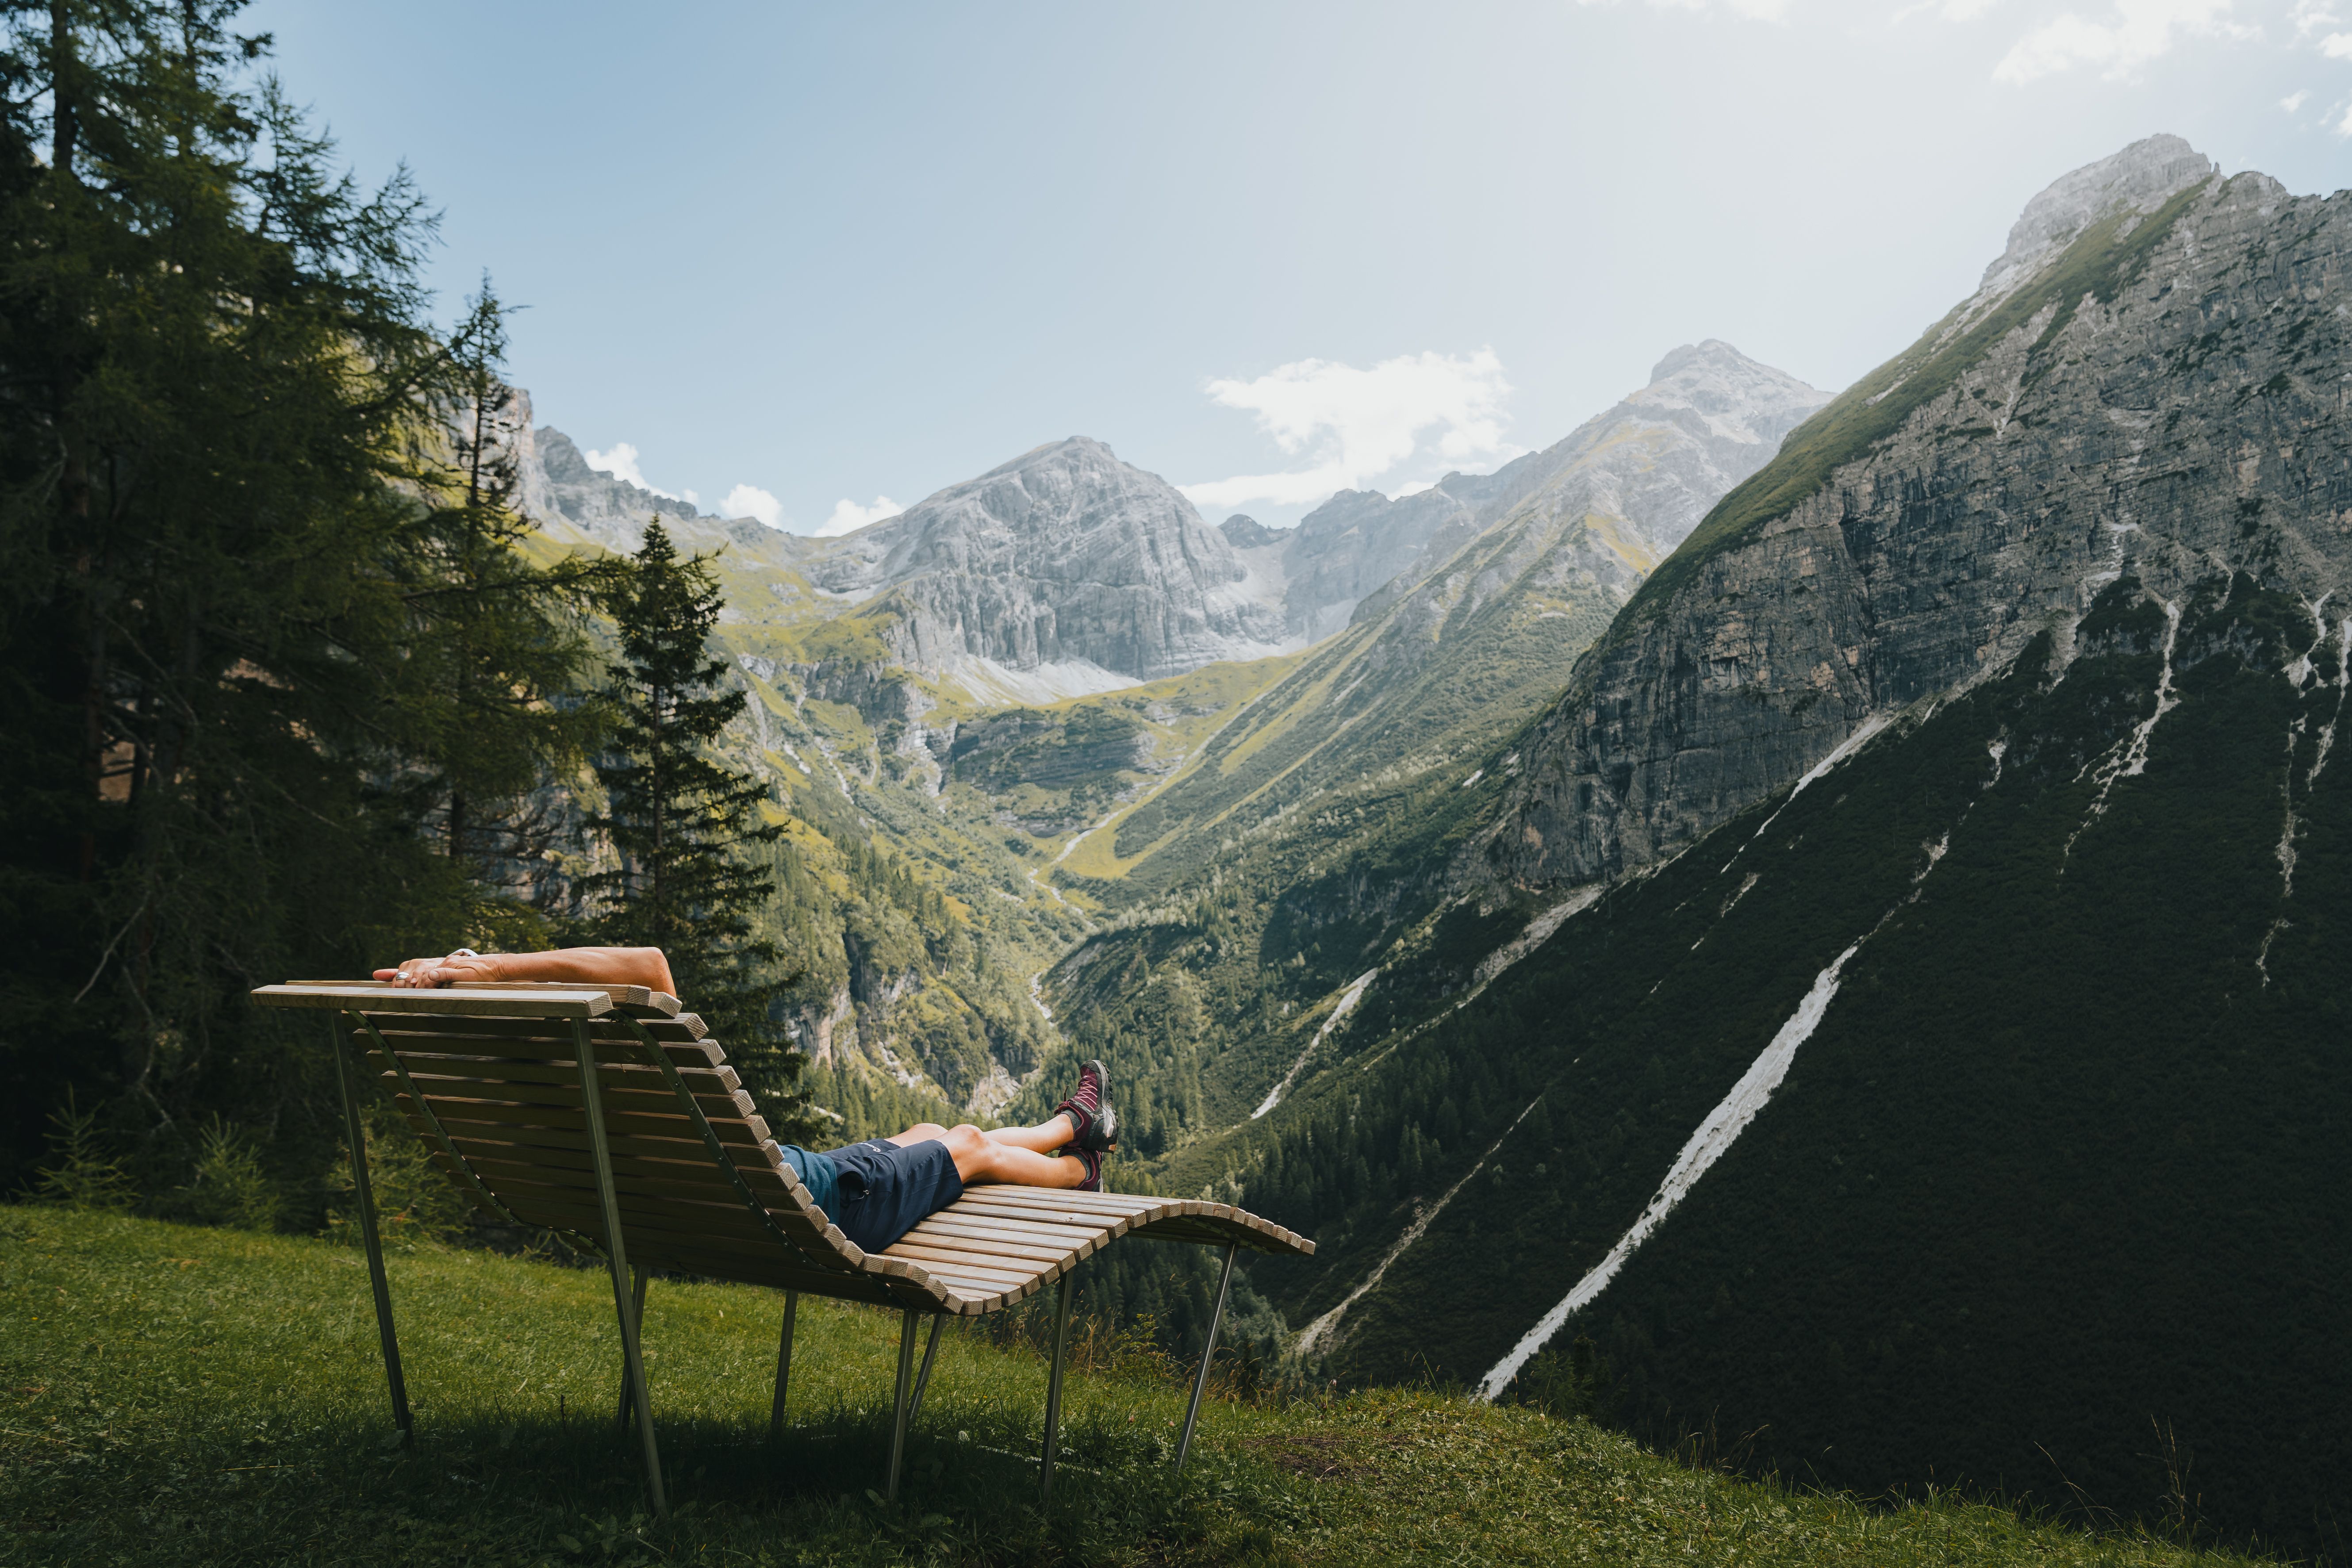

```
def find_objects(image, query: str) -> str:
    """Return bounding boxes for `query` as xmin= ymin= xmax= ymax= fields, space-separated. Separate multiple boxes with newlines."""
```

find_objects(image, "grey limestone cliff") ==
xmin=799 ymin=436 xmax=1291 ymax=685
xmin=1479 ymin=134 xmax=2352 ymax=892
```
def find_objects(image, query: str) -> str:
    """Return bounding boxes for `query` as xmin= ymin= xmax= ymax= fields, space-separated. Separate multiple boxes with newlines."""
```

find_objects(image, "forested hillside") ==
xmin=1037 ymin=138 xmax=2352 ymax=1558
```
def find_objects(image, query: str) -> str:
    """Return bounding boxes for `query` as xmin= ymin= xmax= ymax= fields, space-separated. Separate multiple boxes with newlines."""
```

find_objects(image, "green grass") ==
xmin=0 ymin=1208 xmax=2270 ymax=1567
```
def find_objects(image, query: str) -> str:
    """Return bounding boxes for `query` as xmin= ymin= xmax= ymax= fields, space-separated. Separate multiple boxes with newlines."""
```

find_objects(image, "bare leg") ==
xmin=885 ymin=1123 xmax=1085 ymax=1188
xmin=982 ymin=1112 xmax=1075 ymax=1154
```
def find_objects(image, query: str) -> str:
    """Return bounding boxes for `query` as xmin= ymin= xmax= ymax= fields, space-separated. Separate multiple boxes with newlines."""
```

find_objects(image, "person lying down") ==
xmin=375 ymin=944 xmax=1117 ymax=1254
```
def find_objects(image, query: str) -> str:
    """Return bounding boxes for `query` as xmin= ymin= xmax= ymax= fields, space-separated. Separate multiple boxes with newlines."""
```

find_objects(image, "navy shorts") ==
xmin=823 ymin=1138 xmax=963 ymax=1253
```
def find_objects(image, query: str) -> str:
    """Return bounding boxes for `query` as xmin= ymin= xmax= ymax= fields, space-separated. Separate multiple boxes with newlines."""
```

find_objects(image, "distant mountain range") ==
xmin=494 ymin=329 xmax=1826 ymax=1136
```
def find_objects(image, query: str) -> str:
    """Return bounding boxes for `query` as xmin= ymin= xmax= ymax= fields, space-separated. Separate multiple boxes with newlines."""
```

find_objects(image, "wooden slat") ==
xmin=517 ymin=1219 xmax=884 ymax=1297
xmin=452 ymin=1136 xmax=808 ymax=1202
xmin=896 ymin=1225 xmax=1070 ymax=1265
xmin=435 ymin=1139 xmax=836 ymax=1245
xmin=913 ymin=1208 xmax=1099 ymax=1243
xmin=427 ymin=1135 xmax=826 ymax=1238
xmin=912 ymin=1266 xmax=1034 ymax=1302
xmin=452 ymin=1137 xmax=800 ymax=1194
xmin=907 ymin=1216 xmax=1093 ymax=1259
xmin=378 ymin=1060 xmax=747 ymax=1109
xmin=378 ymin=1054 xmax=743 ymax=1096
xmin=926 ymin=1204 xmax=1119 ymax=1241
xmin=878 ymin=1251 xmax=1036 ymax=1289
xmin=497 ymin=1186 xmax=835 ymax=1258
xmin=975 ymin=1186 xmax=1165 ymax=1214
xmin=931 ymin=1204 xmax=1124 ymax=1241
xmin=365 ymin=1013 xmax=712 ymax=1045
xmin=1128 ymin=1220 xmax=1253 ymax=1246
xmin=462 ymin=1165 xmax=826 ymax=1242
xmin=378 ymin=1066 xmax=755 ymax=1122
xmin=915 ymin=1208 xmax=1101 ymax=1244
xmin=969 ymin=1187 xmax=1312 ymax=1254
xmin=449 ymin=1152 xmax=811 ymax=1219
xmin=430 ymin=1117 xmax=772 ymax=1168
xmin=390 ymin=1091 xmax=770 ymax=1146
xmin=883 ymin=1239 xmax=1056 ymax=1284
xmin=253 ymin=984 xmax=610 ymax=1018
xmin=890 ymin=1227 xmax=1070 ymax=1265
xmin=366 ymin=1038 xmax=722 ymax=1072
xmin=288 ymin=979 xmax=681 ymax=1017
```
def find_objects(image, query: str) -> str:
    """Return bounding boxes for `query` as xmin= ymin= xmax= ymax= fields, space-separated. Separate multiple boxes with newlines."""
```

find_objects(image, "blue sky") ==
xmin=251 ymin=0 xmax=2352 ymax=533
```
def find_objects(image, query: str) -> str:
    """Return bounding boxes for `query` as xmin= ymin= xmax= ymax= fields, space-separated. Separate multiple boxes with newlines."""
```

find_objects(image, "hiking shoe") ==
xmin=1055 ymin=1059 xmax=1118 ymax=1153
xmin=1068 ymin=1146 xmax=1105 ymax=1192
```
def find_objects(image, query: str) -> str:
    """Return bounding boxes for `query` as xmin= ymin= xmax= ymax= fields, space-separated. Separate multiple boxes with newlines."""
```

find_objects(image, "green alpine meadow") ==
xmin=3 ymin=3 xmax=2344 ymax=1563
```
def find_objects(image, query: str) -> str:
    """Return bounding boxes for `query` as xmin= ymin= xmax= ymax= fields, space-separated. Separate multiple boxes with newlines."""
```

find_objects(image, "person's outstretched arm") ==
xmin=374 ymin=947 xmax=678 ymax=996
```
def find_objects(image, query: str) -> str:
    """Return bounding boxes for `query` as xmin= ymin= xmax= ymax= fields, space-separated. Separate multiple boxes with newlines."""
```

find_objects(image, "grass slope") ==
xmin=1 ymin=1208 xmax=2266 ymax=1568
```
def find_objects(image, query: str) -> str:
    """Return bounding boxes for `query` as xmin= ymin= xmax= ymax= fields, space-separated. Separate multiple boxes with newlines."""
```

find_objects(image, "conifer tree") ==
xmin=0 ymin=2 xmax=614 ymax=1199
xmin=395 ymin=282 xmax=614 ymax=924
xmin=584 ymin=521 xmax=808 ymax=1122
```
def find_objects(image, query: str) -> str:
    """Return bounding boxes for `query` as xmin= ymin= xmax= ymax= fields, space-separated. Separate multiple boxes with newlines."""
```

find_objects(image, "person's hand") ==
xmin=373 ymin=953 xmax=499 ymax=988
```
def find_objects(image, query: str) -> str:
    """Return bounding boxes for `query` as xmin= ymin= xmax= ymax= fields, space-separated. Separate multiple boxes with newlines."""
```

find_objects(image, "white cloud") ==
xmin=1991 ymin=0 xmax=2237 ymax=84
xmin=817 ymin=496 xmax=902 ymax=537
xmin=722 ymin=483 xmax=784 ymax=529
xmin=2322 ymin=29 xmax=2352 ymax=53
xmin=582 ymin=441 xmax=683 ymax=500
xmin=2283 ymin=88 xmax=2313 ymax=109
xmin=1180 ymin=348 xmax=1516 ymax=511
xmin=2337 ymin=99 xmax=2352 ymax=133
xmin=2292 ymin=0 xmax=2341 ymax=36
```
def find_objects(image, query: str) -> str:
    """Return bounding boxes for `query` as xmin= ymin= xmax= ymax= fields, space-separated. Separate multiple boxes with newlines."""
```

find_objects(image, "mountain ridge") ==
xmin=1060 ymin=132 xmax=2352 ymax=1557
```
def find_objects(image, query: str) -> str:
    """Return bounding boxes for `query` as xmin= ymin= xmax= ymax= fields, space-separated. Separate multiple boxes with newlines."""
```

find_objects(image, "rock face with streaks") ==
xmin=1477 ymin=134 xmax=2352 ymax=893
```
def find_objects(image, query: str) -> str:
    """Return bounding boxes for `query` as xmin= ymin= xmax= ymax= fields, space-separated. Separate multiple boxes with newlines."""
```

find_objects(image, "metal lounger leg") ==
xmin=617 ymin=1267 xmax=649 ymax=1431
xmin=770 ymin=1291 xmax=798 ymax=1436
xmin=331 ymin=1015 xmax=411 ymax=1441
xmin=1173 ymin=1242 xmax=1237 ymax=1478
xmin=907 ymin=1314 xmax=944 ymax=1426
xmin=1039 ymin=1269 xmax=1077 ymax=1504
xmin=886 ymin=1308 xmax=918 ymax=1502
xmin=576 ymin=1020 xmax=667 ymax=1518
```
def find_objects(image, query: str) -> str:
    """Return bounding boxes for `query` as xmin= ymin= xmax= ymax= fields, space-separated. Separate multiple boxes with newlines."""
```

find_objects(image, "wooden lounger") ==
xmin=252 ymin=982 xmax=1312 ymax=1514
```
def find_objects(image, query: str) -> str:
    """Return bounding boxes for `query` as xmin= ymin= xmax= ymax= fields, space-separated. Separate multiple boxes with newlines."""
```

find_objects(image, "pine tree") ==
xmin=392 ymin=282 xmax=614 ymax=927
xmin=0 ymin=3 xmax=616 ymax=1202
xmin=583 ymin=521 xmax=808 ymax=1123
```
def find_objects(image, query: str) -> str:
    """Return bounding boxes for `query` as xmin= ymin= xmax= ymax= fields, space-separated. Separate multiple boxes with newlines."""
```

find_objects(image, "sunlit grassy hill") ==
xmin=1 ymin=1207 xmax=2273 ymax=1568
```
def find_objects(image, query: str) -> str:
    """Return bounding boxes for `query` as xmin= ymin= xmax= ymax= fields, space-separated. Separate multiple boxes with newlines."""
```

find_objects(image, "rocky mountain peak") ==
xmin=1974 ymin=132 xmax=2214 ymax=299
xmin=1480 ymin=144 xmax=2345 ymax=904
xmin=1220 ymin=514 xmax=1284 ymax=549
xmin=1625 ymin=339 xmax=1833 ymax=450
xmin=799 ymin=433 xmax=1290 ymax=687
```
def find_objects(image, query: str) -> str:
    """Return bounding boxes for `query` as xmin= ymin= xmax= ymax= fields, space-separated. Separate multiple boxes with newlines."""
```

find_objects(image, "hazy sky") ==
xmin=251 ymin=0 xmax=2352 ymax=533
